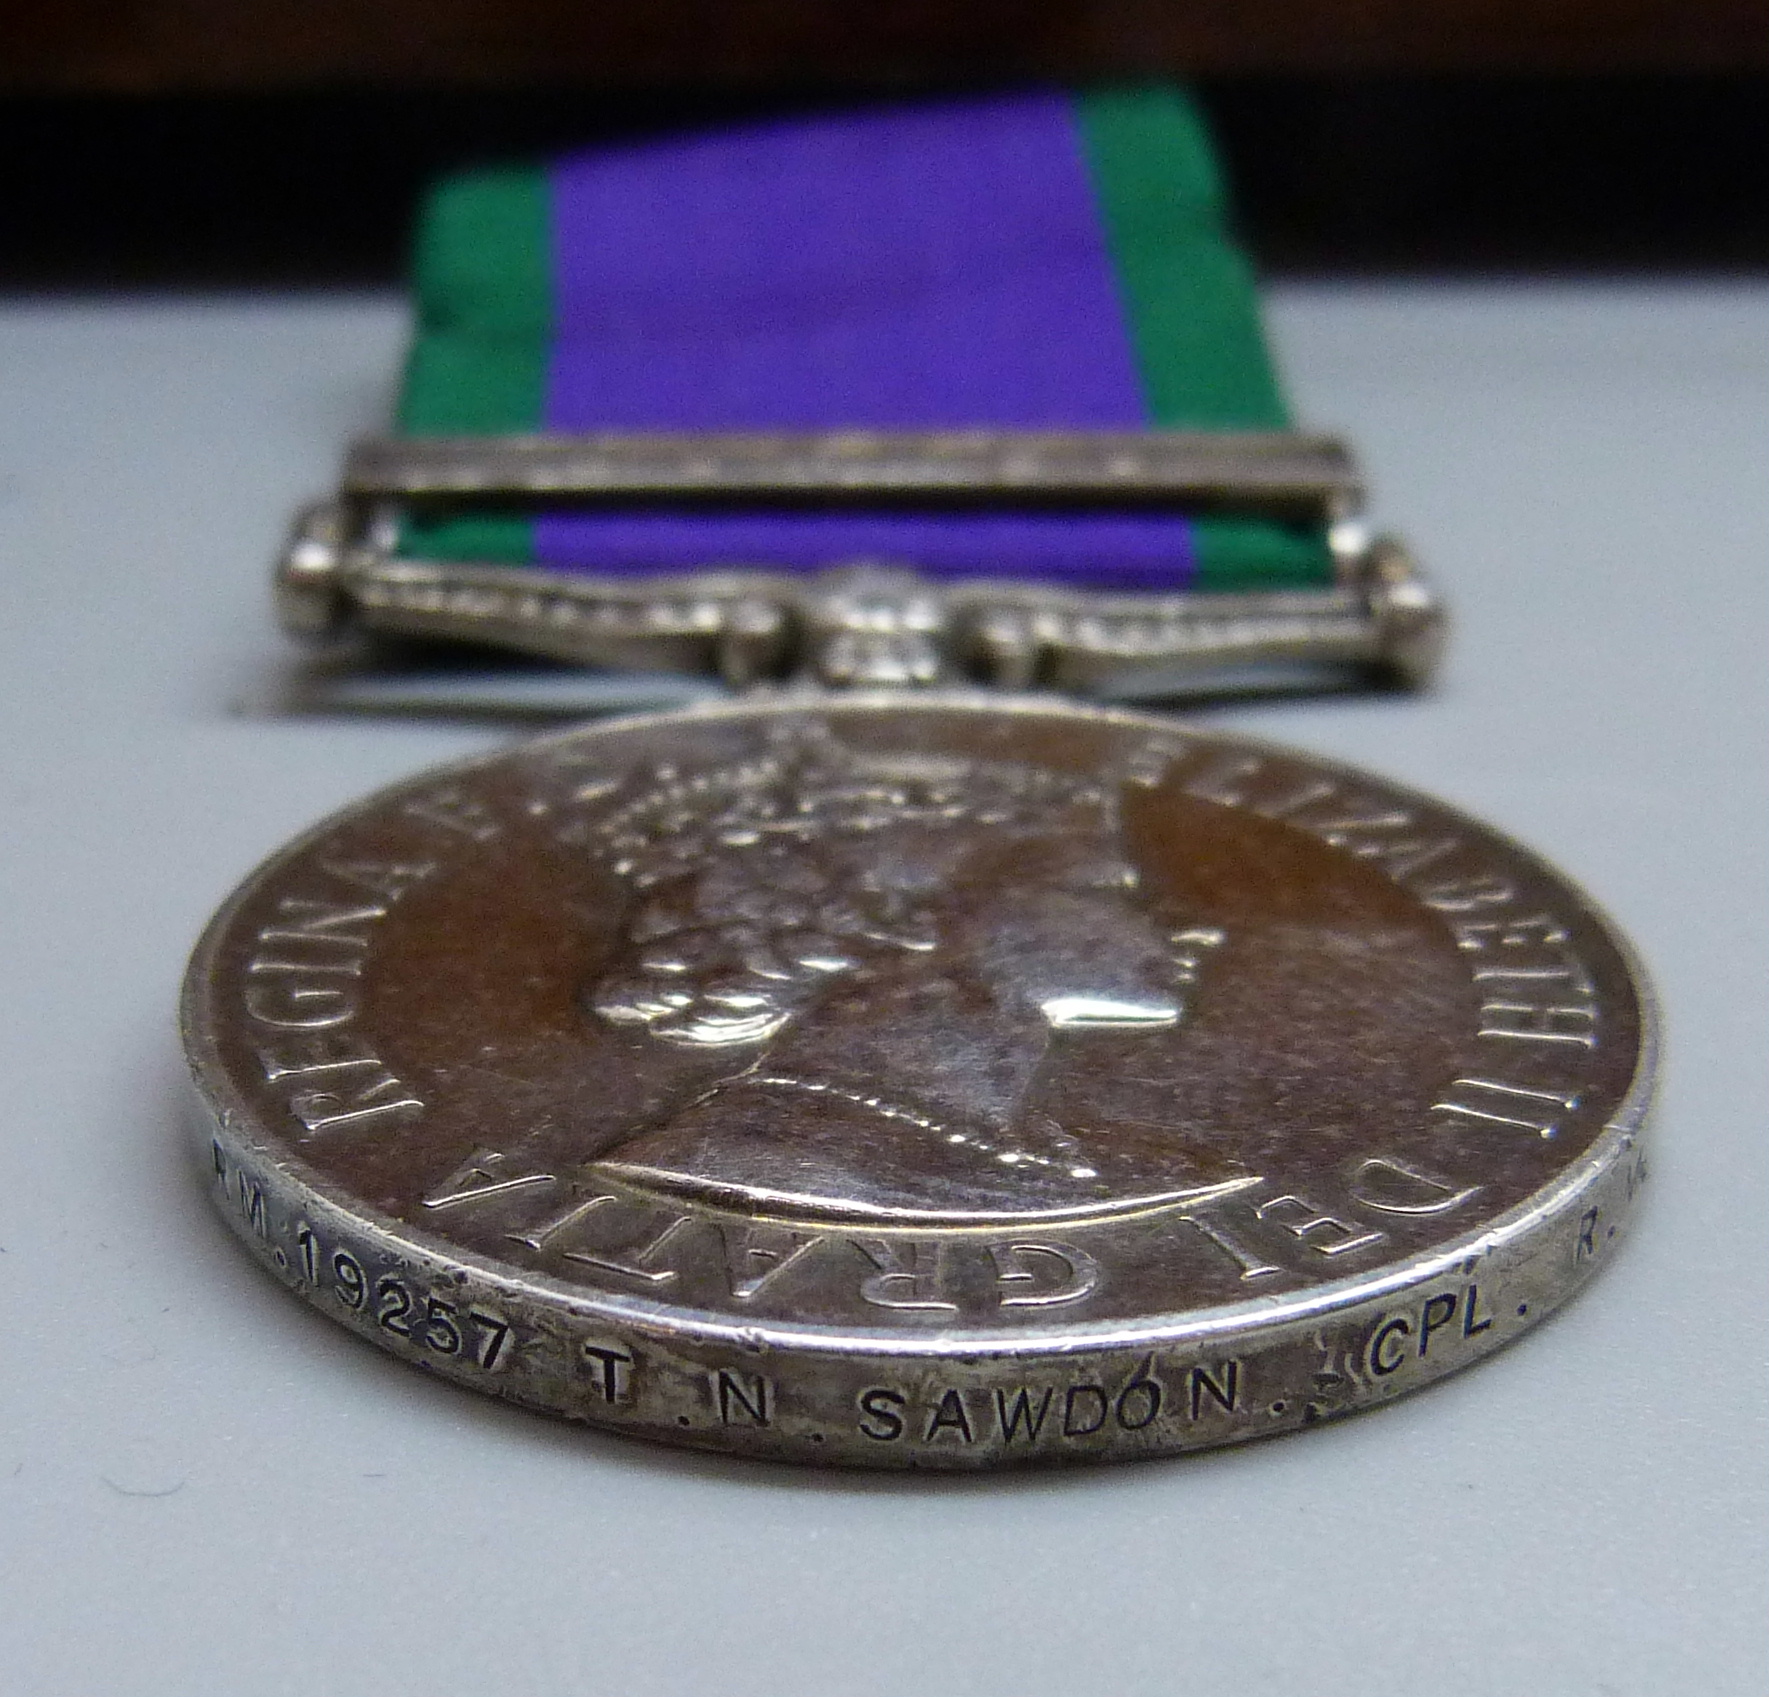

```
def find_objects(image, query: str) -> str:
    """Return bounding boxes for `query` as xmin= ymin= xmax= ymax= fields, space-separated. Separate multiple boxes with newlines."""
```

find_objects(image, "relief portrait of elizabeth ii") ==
xmin=564 ymin=721 xmax=1253 ymax=1225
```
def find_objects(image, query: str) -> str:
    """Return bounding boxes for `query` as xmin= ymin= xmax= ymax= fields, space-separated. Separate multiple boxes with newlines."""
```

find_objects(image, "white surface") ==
xmin=0 ymin=285 xmax=1765 ymax=1696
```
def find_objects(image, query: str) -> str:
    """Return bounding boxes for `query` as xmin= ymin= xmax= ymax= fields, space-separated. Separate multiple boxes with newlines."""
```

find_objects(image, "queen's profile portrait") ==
xmin=548 ymin=720 xmax=1250 ymax=1225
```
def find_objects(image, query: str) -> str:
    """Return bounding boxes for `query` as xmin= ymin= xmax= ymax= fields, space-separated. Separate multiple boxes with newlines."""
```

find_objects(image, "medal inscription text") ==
xmin=236 ymin=857 xmax=437 ymax=1139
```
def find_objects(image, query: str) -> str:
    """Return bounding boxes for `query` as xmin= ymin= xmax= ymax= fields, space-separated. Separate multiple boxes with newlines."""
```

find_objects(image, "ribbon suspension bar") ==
xmin=343 ymin=429 xmax=1362 ymax=521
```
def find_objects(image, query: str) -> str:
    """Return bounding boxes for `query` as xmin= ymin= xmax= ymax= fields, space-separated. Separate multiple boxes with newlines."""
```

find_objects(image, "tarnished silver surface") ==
xmin=183 ymin=696 xmax=1653 ymax=1467
xmin=342 ymin=428 xmax=1362 ymax=512
xmin=276 ymin=520 xmax=1444 ymax=694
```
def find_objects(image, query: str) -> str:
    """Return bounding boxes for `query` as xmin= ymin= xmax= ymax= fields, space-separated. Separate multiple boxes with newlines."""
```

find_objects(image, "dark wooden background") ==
xmin=13 ymin=0 xmax=1769 ymax=88
xmin=5 ymin=2 xmax=1768 ymax=283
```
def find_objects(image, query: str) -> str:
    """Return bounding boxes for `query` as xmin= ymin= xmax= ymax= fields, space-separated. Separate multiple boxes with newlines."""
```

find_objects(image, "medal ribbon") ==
xmin=397 ymin=85 xmax=1330 ymax=592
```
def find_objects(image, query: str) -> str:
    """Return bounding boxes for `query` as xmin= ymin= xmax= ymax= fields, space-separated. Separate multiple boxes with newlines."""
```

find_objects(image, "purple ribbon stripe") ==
xmin=533 ymin=93 xmax=1195 ymax=588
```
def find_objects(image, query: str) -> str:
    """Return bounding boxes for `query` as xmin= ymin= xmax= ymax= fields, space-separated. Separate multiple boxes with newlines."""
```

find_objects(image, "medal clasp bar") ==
xmin=277 ymin=429 xmax=1445 ymax=696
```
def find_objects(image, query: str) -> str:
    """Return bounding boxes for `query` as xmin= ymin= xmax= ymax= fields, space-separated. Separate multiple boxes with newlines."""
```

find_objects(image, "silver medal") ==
xmin=184 ymin=692 xmax=1654 ymax=1467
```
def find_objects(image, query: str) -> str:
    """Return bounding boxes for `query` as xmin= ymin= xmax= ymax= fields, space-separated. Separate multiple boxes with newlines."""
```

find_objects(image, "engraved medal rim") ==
xmin=181 ymin=693 xmax=1659 ymax=1362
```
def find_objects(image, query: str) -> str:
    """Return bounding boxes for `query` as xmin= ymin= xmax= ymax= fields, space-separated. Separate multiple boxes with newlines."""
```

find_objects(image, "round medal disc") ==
xmin=183 ymin=696 xmax=1655 ymax=1467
